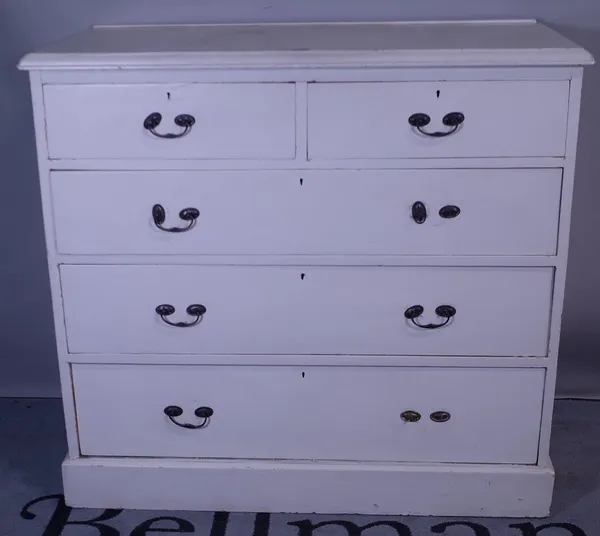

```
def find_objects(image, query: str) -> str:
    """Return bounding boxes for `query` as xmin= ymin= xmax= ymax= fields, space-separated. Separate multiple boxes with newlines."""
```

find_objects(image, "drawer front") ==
xmin=43 ymin=83 xmax=296 ymax=160
xmin=52 ymin=168 xmax=561 ymax=256
xmin=308 ymin=81 xmax=569 ymax=159
xmin=73 ymin=364 xmax=545 ymax=464
xmin=61 ymin=265 xmax=553 ymax=356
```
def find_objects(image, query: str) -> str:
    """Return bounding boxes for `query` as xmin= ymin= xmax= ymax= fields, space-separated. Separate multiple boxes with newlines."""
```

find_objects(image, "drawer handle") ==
xmin=156 ymin=304 xmax=207 ymax=327
xmin=152 ymin=204 xmax=200 ymax=233
xmin=404 ymin=304 xmax=456 ymax=329
xmin=164 ymin=405 xmax=214 ymax=429
xmin=430 ymin=411 xmax=451 ymax=423
xmin=143 ymin=112 xmax=196 ymax=139
xmin=408 ymin=112 xmax=465 ymax=138
xmin=439 ymin=205 xmax=461 ymax=219
xmin=400 ymin=410 xmax=421 ymax=422
xmin=411 ymin=201 xmax=427 ymax=224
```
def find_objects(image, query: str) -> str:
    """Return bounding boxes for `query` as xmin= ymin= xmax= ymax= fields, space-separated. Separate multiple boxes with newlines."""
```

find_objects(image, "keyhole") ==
xmin=167 ymin=92 xmax=171 ymax=100
xmin=436 ymin=90 xmax=441 ymax=99
xmin=300 ymin=273 xmax=305 ymax=280
xmin=302 ymin=372 xmax=305 ymax=378
xmin=300 ymin=178 xmax=304 ymax=186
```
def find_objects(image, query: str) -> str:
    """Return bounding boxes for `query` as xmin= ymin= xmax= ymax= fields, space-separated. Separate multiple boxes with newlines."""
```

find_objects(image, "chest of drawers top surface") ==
xmin=17 ymin=19 xmax=594 ymax=70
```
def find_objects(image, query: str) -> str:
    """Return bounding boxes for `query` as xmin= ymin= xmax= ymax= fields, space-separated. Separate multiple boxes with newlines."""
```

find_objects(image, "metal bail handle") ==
xmin=156 ymin=304 xmax=207 ymax=327
xmin=164 ymin=405 xmax=214 ymax=429
xmin=404 ymin=304 xmax=457 ymax=329
xmin=152 ymin=204 xmax=200 ymax=233
xmin=144 ymin=112 xmax=196 ymax=139
xmin=408 ymin=112 xmax=465 ymax=137
xmin=412 ymin=203 xmax=461 ymax=224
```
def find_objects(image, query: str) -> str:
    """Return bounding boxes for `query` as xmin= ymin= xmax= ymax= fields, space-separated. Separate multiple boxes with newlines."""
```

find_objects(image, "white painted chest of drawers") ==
xmin=18 ymin=20 xmax=594 ymax=517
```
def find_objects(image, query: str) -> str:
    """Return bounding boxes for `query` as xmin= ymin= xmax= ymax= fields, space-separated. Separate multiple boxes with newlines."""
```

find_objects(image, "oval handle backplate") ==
xmin=430 ymin=411 xmax=451 ymax=423
xmin=400 ymin=410 xmax=422 ymax=423
xmin=439 ymin=205 xmax=461 ymax=219
xmin=411 ymin=201 xmax=427 ymax=224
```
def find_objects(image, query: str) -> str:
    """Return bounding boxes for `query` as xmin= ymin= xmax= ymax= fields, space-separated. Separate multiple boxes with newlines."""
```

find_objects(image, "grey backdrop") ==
xmin=2 ymin=0 xmax=599 ymax=398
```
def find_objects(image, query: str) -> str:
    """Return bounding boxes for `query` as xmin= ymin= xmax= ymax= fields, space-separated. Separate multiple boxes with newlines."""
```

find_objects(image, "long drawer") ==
xmin=60 ymin=265 xmax=553 ymax=356
xmin=308 ymin=81 xmax=570 ymax=159
xmin=43 ymin=83 xmax=296 ymax=160
xmin=51 ymin=169 xmax=562 ymax=256
xmin=72 ymin=363 xmax=545 ymax=463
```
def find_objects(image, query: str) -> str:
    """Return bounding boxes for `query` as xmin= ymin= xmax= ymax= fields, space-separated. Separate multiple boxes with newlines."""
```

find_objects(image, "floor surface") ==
xmin=1 ymin=398 xmax=599 ymax=535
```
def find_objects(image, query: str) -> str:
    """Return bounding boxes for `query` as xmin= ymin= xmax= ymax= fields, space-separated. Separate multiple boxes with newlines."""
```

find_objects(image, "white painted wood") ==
xmin=47 ymin=156 xmax=566 ymax=171
xmin=51 ymin=168 xmax=562 ymax=256
xmin=19 ymin=20 xmax=593 ymax=517
xmin=17 ymin=20 xmax=594 ymax=70
xmin=45 ymin=253 xmax=567 ymax=267
xmin=538 ymin=71 xmax=586 ymax=460
xmin=64 ymin=353 xmax=548 ymax=368
xmin=38 ymin=65 xmax=579 ymax=85
xmin=60 ymin=265 xmax=553 ymax=356
xmin=73 ymin=364 xmax=545 ymax=463
xmin=43 ymin=83 xmax=296 ymax=160
xmin=295 ymin=82 xmax=308 ymax=161
xmin=62 ymin=456 xmax=555 ymax=517
xmin=309 ymin=81 xmax=570 ymax=159
xmin=27 ymin=73 xmax=82 ymax=456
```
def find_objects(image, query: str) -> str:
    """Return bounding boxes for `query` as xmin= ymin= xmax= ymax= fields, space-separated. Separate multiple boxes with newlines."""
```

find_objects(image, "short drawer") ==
xmin=60 ymin=265 xmax=553 ymax=356
xmin=72 ymin=363 xmax=545 ymax=464
xmin=43 ymin=83 xmax=296 ymax=160
xmin=308 ymin=81 xmax=570 ymax=159
xmin=51 ymin=168 xmax=562 ymax=256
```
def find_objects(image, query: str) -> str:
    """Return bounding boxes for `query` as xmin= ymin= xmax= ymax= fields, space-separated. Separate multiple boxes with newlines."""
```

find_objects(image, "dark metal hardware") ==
xmin=195 ymin=407 xmax=214 ymax=419
xmin=408 ymin=112 xmax=465 ymax=137
xmin=404 ymin=304 xmax=457 ymax=329
xmin=164 ymin=405 xmax=214 ymax=429
xmin=400 ymin=410 xmax=421 ymax=422
xmin=411 ymin=201 xmax=427 ymax=224
xmin=430 ymin=411 xmax=451 ymax=423
xmin=152 ymin=204 xmax=200 ymax=233
xmin=439 ymin=205 xmax=461 ymax=219
xmin=156 ymin=304 xmax=207 ymax=327
xmin=404 ymin=305 xmax=425 ymax=319
xmin=143 ymin=112 xmax=196 ymax=139
xmin=412 ymin=203 xmax=461 ymax=223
